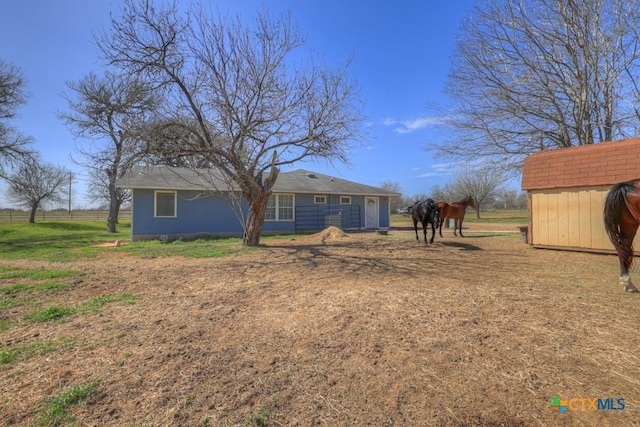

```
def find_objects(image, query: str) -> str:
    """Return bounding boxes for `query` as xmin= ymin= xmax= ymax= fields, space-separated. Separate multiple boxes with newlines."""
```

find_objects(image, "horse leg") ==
xmin=459 ymin=218 xmax=464 ymax=237
xmin=615 ymin=210 xmax=640 ymax=292
xmin=429 ymin=222 xmax=436 ymax=244
xmin=617 ymin=234 xmax=639 ymax=292
xmin=413 ymin=219 xmax=419 ymax=241
xmin=453 ymin=219 xmax=458 ymax=236
xmin=422 ymin=221 xmax=428 ymax=244
xmin=438 ymin=218 xmax=444 ymax=238
xmin=619 ymin=258 xmax=638 ymax=292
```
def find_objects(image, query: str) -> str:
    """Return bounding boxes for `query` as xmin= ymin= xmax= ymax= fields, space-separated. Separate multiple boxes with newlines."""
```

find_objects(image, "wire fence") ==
xmin=295 ymin=204 xmax=361 ymax=232
xmin=0 ymin=210 xmax=132 ymax=222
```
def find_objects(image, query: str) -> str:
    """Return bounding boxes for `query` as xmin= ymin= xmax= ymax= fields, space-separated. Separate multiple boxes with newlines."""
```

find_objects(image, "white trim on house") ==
xmin=154 ymin=190 xmax=177 ymax=218
xmin=364 ymin=197 xmax=379 ymax=229
xmin=314 ymin=195 xmax=327 ymax=204
xmin=265 ymin=193 xmax=295 ymax=222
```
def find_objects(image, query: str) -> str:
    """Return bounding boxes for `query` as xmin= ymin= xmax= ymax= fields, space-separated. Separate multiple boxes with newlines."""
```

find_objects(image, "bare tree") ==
xmin=5 ymin=157 xmax=70 ymax=223
xmin=430 ymin=185 xmax=449 ymax=204
xmin=493 ymin=189 xmax=519 ymax=210
xmin=97 ymin=0 xmax=364 ymax=246
xmin=60 ymin=71 xmax=158 ymax=232
xmin=85 ymin=167 xmax=131 ymax=219
xmin=437 ymin=0 xmax=640 ymax=169
xmin=446 ymin=163 xmax=507 ymax=218
xmin=0 ymin=59 xmax=33 ymax=175
xmin=379 ymin=180 xmax=403 ymax=213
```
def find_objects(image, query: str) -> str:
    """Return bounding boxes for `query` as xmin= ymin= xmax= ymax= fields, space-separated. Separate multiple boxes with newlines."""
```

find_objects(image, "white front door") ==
xmin=365 ymin=197 xmax=379 ymax=229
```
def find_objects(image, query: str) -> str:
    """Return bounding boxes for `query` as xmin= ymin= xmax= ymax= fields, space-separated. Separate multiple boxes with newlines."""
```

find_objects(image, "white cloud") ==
xmin=382 ymin=117 xmax=397 ymax=126
xmin=381 ymin=115 xmax=446 ymax=134
xmin=431 ymin=162 xmax=457 ymax=172
xmin=418 ymin=172 xmax=439 ymax=178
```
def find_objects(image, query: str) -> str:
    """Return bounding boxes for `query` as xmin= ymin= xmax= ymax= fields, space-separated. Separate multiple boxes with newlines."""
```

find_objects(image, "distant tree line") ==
xmin=383 ymin=162 xmax=527 ymax=218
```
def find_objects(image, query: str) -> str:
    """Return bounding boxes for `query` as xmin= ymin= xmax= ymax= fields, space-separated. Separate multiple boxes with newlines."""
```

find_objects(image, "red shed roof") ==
xmin=521 ymin=137 xmax=640 ymax=190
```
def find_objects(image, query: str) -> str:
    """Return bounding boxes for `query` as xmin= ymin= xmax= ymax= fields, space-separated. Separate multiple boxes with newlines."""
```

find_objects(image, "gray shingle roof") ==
xmin=116 ymin=166 xmax=399 ymax=197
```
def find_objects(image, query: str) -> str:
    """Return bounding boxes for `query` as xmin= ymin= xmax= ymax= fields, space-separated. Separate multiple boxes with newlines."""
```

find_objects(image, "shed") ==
xmin=521 ymin=137 xmax=640 ymax=252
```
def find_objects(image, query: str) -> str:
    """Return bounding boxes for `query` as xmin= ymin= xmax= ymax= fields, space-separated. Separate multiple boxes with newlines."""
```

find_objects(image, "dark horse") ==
xmin=603 ymin=179 xmax=640 ymax=292
xmin=410 ymin=198 xmax=440 ymax=245
xmin=438 ymin=196 xmax=476 ymax=237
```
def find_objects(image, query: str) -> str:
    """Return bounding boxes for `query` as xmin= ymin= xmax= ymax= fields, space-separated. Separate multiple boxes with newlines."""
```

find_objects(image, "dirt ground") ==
xmin=3 ymin=220 xmax=640 ymax=426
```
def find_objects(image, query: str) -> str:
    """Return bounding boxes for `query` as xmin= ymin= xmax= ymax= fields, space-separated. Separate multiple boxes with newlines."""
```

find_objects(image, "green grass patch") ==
xmin=0 ymin=221 xmax=258 ymax=261
xmin=119 ymin=236 xmax=252 ymax=258
xmin=459 ymin=209 xmax=527 ymax=224
xmin=0 ymin=338 xmax=75 ymax=366
xmin=0 ymin=268 xmax=84 ymax=280
xmin=0 ymin=221 xmax=130 ymax=262
xmin=23 ymin=294 xmax=137 ymax=323
xmin=38 ymin=380 xmax=100 ymax=426
xmin=0 ymin=293 xmax=33 ymax=311
xmin=392 ymin=209 xmax=527 ymax=225
xmin=1 ymin=277 xmax=80 ymax=318
xmin=2 ymin=281 xmax=72 ymax=294
xmin=81 ymin=293 xmax=137 ymax=313
xmin=243 ymin=405 xmax=272 ymax=427
xmin=26 ymin=305 xmax=78 ymax=322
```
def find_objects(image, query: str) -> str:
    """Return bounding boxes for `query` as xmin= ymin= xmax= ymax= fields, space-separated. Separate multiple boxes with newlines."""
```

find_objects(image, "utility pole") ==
xmin=68 ymin=172 xmax=72 ymax=214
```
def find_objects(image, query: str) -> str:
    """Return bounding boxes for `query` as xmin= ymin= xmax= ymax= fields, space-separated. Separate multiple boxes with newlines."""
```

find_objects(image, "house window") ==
xmin=155 ymin=191 xmax=177 ymax=217
xmin=314 ymin=195 xmax=327 ymax=204
xmin=340 ymin=196 xmax=351 ymax=204
xmin=266 ymin=194 xmax=294 ymax=221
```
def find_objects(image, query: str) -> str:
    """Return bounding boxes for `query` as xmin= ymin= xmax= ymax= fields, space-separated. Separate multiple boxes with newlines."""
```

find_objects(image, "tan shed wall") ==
xmin=530 ymin=186 xmax=640 ymax=251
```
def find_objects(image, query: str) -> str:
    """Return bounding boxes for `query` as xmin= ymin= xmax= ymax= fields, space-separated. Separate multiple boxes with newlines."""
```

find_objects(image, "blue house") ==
xmin=116 ymin=166 xmax=399 ymax=241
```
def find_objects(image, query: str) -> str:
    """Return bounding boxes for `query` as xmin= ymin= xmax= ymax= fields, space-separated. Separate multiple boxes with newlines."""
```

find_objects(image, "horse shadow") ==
xmin=438 ymin=241 xmax=481 ymax=251
xmin=256 ymin=239 xmax=423 ymax=276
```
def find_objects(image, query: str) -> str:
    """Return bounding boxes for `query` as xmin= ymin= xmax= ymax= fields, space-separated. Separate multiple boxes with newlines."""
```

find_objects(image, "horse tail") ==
xmin=604 ymin=181 xmax=635 ymax=263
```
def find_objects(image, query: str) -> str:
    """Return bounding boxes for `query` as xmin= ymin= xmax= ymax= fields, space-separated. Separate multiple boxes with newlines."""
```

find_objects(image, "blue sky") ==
xmin=0 ymin=0 xmax=486 ymax=208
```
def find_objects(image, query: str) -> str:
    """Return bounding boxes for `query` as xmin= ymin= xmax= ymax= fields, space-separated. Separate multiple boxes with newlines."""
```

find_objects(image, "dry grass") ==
xmin=2 ymin=222 xmax=640 ymax=426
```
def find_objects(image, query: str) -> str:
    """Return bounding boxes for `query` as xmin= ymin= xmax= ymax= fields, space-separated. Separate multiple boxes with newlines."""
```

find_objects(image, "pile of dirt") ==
xmin=312 ymin=225 xmax=348 ymax=243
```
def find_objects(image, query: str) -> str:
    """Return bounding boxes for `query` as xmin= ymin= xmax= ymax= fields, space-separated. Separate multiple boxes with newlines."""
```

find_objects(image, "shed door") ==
xmin=365 ymin=197 xmax=379 ymax=229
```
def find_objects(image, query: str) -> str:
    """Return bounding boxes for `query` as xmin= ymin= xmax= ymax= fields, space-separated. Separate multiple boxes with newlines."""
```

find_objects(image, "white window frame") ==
xmin=314 ymin=195 xmax=327 ymax=204
xmin=266 ymin=193 xmax=295 ymax=221
xmin=154 ymin=190 xmax=177 ymax=218
xmin=340 ymin=195 xmax=352 ymax=205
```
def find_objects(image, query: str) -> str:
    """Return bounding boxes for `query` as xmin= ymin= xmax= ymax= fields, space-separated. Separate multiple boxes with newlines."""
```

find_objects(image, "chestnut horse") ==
xmin=603 ymin=179 xmax=640 ymax=292
xmin=437 ymin=196 xmax=476 ymax=237
xmin=410 ymin=198 xmax=440 ymax=245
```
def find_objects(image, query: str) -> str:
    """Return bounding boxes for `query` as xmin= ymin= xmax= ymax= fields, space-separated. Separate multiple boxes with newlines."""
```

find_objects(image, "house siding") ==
xmin=131 ymin=189 xmax=244 ymax=239
xmin=129 ymin=189 xmax=392 ymax=241
xmin=120 ymin=167 xmax=397 ymax=241
xmin=292 ymin=194 xmax=391 ymax=231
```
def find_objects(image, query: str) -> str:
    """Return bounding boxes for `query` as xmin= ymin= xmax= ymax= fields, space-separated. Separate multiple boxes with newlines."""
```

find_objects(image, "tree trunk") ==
xmin=115 ymin=198 xmax=122 ymax=224
xmin=106 ymin=180 xmax=119 ymax=233
xmin=29 ymin=204 xmax=37 ymax=224
xmin=243 ymin=193 xmax=270 ymax=246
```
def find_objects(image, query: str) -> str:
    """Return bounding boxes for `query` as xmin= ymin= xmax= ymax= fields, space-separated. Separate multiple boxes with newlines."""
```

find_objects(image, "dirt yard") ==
xmin=3 ymin=220 xmax=640 ymax=426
